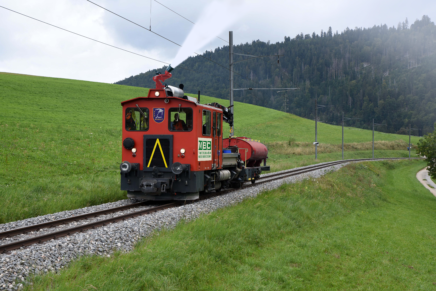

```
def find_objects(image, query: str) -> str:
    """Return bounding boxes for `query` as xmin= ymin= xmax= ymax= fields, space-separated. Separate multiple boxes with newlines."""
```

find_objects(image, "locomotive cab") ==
xmin=120 ymin=65 xmax=270 ymax=201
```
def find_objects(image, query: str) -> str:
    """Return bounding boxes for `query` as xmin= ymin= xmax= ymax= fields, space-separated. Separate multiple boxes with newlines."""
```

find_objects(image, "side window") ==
xmin=213 ymin=112 xmax=216 ymax=137
xmin=125 ymin=107 xmax=149 ymax=131
xmin=168 ymin=108 xmax=193 ymax=131
xmin=202 ymin=110 xmax=211 ymax=136
xmin=217 ymin=113 xmax=221 ymax=136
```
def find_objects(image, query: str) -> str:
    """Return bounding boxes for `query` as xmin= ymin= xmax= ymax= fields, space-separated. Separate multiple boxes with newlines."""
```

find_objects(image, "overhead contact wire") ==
xmin=0 ymin=5 xmax=169 ymax=65
xmin=87 ymin=0 xmax=181 ymax=47
xmin=153 ymin=0 xmax=229 ymax=43
xmin=87 ymin=1 xmax=244 ymax=77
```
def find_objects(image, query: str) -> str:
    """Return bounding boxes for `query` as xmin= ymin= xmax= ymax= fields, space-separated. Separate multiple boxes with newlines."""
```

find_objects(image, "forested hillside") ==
xmin=117 ymin=16 xmax=436 ymax=135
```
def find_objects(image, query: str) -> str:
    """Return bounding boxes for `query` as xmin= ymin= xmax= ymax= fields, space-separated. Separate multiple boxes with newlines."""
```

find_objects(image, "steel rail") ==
xmin=256 ymin=162 xmax=345 ymax=184
xmin=257 ymin=157 xmax=420 ymax=183
xmin=0 ymin=203 xmax=177 ymax=253
xmin=0 ymin=201 xmax=150 ymax=239
xmin=0 ymin=162 xmax=343 ymax=240
xmin=257 ymin=161 xmax=345 ymax=181
xmin=0 ymin=157 xmax=420 ymax=253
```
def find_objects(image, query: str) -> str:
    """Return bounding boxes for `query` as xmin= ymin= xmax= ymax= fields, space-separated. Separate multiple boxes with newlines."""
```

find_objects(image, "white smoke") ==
xmin=171 ymin=0 xmax=247 ymax=68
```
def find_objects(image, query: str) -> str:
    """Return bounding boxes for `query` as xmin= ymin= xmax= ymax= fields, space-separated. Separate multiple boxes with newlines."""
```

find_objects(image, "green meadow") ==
xmin=0 ymin=73 xmax=419 ymax=223
xmin=26 ymin=160 xmax=436 ymax=290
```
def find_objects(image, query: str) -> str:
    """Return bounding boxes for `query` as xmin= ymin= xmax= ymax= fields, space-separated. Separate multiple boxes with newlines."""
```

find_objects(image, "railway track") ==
xmin=0 ymin=157 xmax=418 ymax=253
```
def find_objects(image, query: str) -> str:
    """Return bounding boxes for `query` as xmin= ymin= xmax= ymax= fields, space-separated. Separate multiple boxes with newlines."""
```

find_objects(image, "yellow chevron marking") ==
xmin=147 ymin=138 xmax=168 ymax=168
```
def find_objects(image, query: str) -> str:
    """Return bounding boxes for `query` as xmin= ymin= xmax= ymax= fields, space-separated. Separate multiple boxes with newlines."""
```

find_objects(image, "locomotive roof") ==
xmin=121 ymin=96 xmax=196 ymax=105
xmin=121 ymin=96 xmax=223 ymax=112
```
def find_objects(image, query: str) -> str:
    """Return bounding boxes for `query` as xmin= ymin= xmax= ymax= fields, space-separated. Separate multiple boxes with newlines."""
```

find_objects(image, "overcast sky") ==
xmin=0 ymin=0 xmax=434 ymax=83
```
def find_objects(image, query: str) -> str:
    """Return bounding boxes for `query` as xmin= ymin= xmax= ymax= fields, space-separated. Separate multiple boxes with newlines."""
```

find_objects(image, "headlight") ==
xmin=180 ymin=148 xmax=186 ymax=154
xmin=155 ymin=91 xmax=160 ymax=96
xmin=123 ymin=138 xmax=135 ymax=150
xmin=120 ymin=161 xmax=132 ymax=173
xmin=171 ymin=162 xmax=185 ymax=175
xmin=132 ymin=148 xmax=137 ymax=153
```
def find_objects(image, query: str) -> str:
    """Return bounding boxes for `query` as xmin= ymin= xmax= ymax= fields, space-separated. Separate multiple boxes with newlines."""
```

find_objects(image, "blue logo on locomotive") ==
xmin=153 ymin=108 xmax=165 ymax=123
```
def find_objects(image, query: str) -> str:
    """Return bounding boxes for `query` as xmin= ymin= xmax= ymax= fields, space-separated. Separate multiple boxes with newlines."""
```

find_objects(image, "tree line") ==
xmin=116 ymin=15 xmax=436 ymax=136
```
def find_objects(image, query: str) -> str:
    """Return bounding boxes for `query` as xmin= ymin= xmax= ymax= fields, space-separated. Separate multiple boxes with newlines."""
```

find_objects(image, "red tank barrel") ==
xmin=223 ymin=137 xmax=268 ymax=167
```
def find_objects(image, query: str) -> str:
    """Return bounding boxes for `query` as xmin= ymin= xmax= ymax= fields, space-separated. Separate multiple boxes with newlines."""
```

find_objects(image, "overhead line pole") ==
xmin=315 ymin=98 xmax=318 ymax=160
xmin=409 ymin=124 xmax=411 ymax=158
xmin=342 ymin=112 xmax=344 ymax=160
xmin=372 ymin=119 xmax=375 ymax=159
xmin=229 ymin=31 xmax=298 ymax=138
xmin=229 ymin=31 xmax=234 ymax=137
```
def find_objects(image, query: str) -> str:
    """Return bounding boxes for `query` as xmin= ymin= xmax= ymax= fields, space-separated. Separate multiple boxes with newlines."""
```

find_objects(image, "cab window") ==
xmin=202 ymin=110 xmax=211 ymax=136
xmin=168 ymin=108 xmax=193 ymax=131
xmin=125 ymin=107 xmax=149 ymax=131
xmin=217 ymin=113 xmax=222 ymax=136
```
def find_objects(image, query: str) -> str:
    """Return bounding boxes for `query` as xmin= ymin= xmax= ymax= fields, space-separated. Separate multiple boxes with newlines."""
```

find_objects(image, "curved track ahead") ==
xmin=0 ymin=157 xmax=419 ymax=253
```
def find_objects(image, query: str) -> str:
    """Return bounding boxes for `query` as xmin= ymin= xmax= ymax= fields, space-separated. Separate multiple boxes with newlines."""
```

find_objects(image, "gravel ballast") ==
xmin=1 ymin=163 xmax=347 ymax=290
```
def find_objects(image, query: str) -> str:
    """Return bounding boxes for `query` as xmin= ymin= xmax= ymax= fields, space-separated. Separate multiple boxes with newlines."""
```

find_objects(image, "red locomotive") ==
xmin=119 ymin=65 xmax=270 ymax=200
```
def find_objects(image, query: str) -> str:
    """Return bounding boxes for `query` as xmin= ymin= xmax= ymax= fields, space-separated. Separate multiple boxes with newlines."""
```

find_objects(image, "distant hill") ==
xmin=116 ymin=16 xmax=436 ymax=136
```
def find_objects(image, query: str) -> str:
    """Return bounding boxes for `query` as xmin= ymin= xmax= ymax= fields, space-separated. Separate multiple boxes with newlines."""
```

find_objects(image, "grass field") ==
xmin=0 ymin=73 xmax=420 ymax=223
xmin=25 ymin=160 xmax=436 ymax=290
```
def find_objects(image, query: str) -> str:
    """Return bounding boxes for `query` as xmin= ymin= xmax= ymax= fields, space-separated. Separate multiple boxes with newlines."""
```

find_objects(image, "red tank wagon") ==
xmin=223 ymin=137 xmax=268 ymax=167
xmin=119 ymin=65 xmax=270 ymax=201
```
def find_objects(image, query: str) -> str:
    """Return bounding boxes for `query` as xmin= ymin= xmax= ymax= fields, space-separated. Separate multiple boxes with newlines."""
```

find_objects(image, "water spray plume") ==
xmin=172 ymin=1 xmax=247 ymax=68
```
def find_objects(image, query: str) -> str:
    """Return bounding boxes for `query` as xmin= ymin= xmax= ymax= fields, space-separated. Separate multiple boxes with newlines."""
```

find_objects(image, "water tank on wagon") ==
xmin=223 ymin=137 xmax=269 ymax=168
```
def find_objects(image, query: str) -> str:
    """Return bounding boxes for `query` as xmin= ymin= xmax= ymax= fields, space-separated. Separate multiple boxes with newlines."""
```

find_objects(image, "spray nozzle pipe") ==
xmin=152 ymin=65 xmax=173 ymax=90
xmin=166 ymin=64 xmax=174 ymax=73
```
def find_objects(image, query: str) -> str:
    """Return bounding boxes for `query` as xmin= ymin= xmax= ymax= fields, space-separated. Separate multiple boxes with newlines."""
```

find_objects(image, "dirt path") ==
xmin=416 ymin=168 xmax=436 ymax=197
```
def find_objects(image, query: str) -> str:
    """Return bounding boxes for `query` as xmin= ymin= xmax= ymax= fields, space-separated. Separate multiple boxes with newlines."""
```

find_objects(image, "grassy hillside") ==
xmin=0 ymin=73 xmax=418 ymax=222
xmin=185 ymin=92 xmax=420 ymax=145
xmin=27 ymin=160 xmax=436 ymax=290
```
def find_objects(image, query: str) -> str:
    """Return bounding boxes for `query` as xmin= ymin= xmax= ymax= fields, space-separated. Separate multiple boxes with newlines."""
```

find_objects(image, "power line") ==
xmin=154 ymin=0 xmax=194 ymax=24
xmin=0 ymin=5 xmax=169 ymax=65
xmin=87 ymin=0 xmax=181 ymax=47
xmin=153 ymin=0 xmax=229 ymax=43
xmin=87 ymin=0 xmax=241 ymax=77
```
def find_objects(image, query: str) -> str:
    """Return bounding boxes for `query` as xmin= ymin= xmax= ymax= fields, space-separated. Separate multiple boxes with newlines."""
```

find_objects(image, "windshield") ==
xmin=169 ymin=108 xmax=193 ymax=131
xmin=125 ymin=107 xmax=149 ymax=131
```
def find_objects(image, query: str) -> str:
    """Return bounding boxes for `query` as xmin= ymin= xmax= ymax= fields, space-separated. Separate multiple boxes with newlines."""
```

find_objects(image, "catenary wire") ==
xmin=87 ymin=0 xmax=181 ymax=47
xmin=153 ymin=0 xmax=229 ymax=43
xmin=0 ymin=5 xmax=169 ymax=65
xmin=87 ymin=0 xmax=245 ymax=78
xmin=0 ymin=5 xmax=201 ymax=74
xmin=90 ymin=0 xmax=278 ymax=88
xmin=1 ymin=4 xmax=279 ymax=91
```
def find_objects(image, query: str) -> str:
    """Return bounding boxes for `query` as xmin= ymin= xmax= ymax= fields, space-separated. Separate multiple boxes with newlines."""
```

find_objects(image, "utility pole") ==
xmin=342 ymin=112 xmax=344 ymax=160
xmin=229 ymin=31 xmax=234 ymax=137
xmin=409 ymin=124 xmax=411 ymax=158
xmin=284 ymin=94 xmax=287 ymax=112
xmin=315 ymin=98 xmax=318 ymax=160
xmin=372 ymin=119 xmax=375 ymax=159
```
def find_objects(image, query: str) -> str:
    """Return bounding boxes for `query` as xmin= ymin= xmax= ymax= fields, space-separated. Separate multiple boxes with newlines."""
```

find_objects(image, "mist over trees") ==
xmin=117 ymin=16 xmax=436 ymax=135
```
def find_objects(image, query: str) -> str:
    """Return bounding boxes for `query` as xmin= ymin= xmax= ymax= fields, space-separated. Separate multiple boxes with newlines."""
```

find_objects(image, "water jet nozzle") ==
xmin=166 ymin=64 xmax=174 ymax=73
